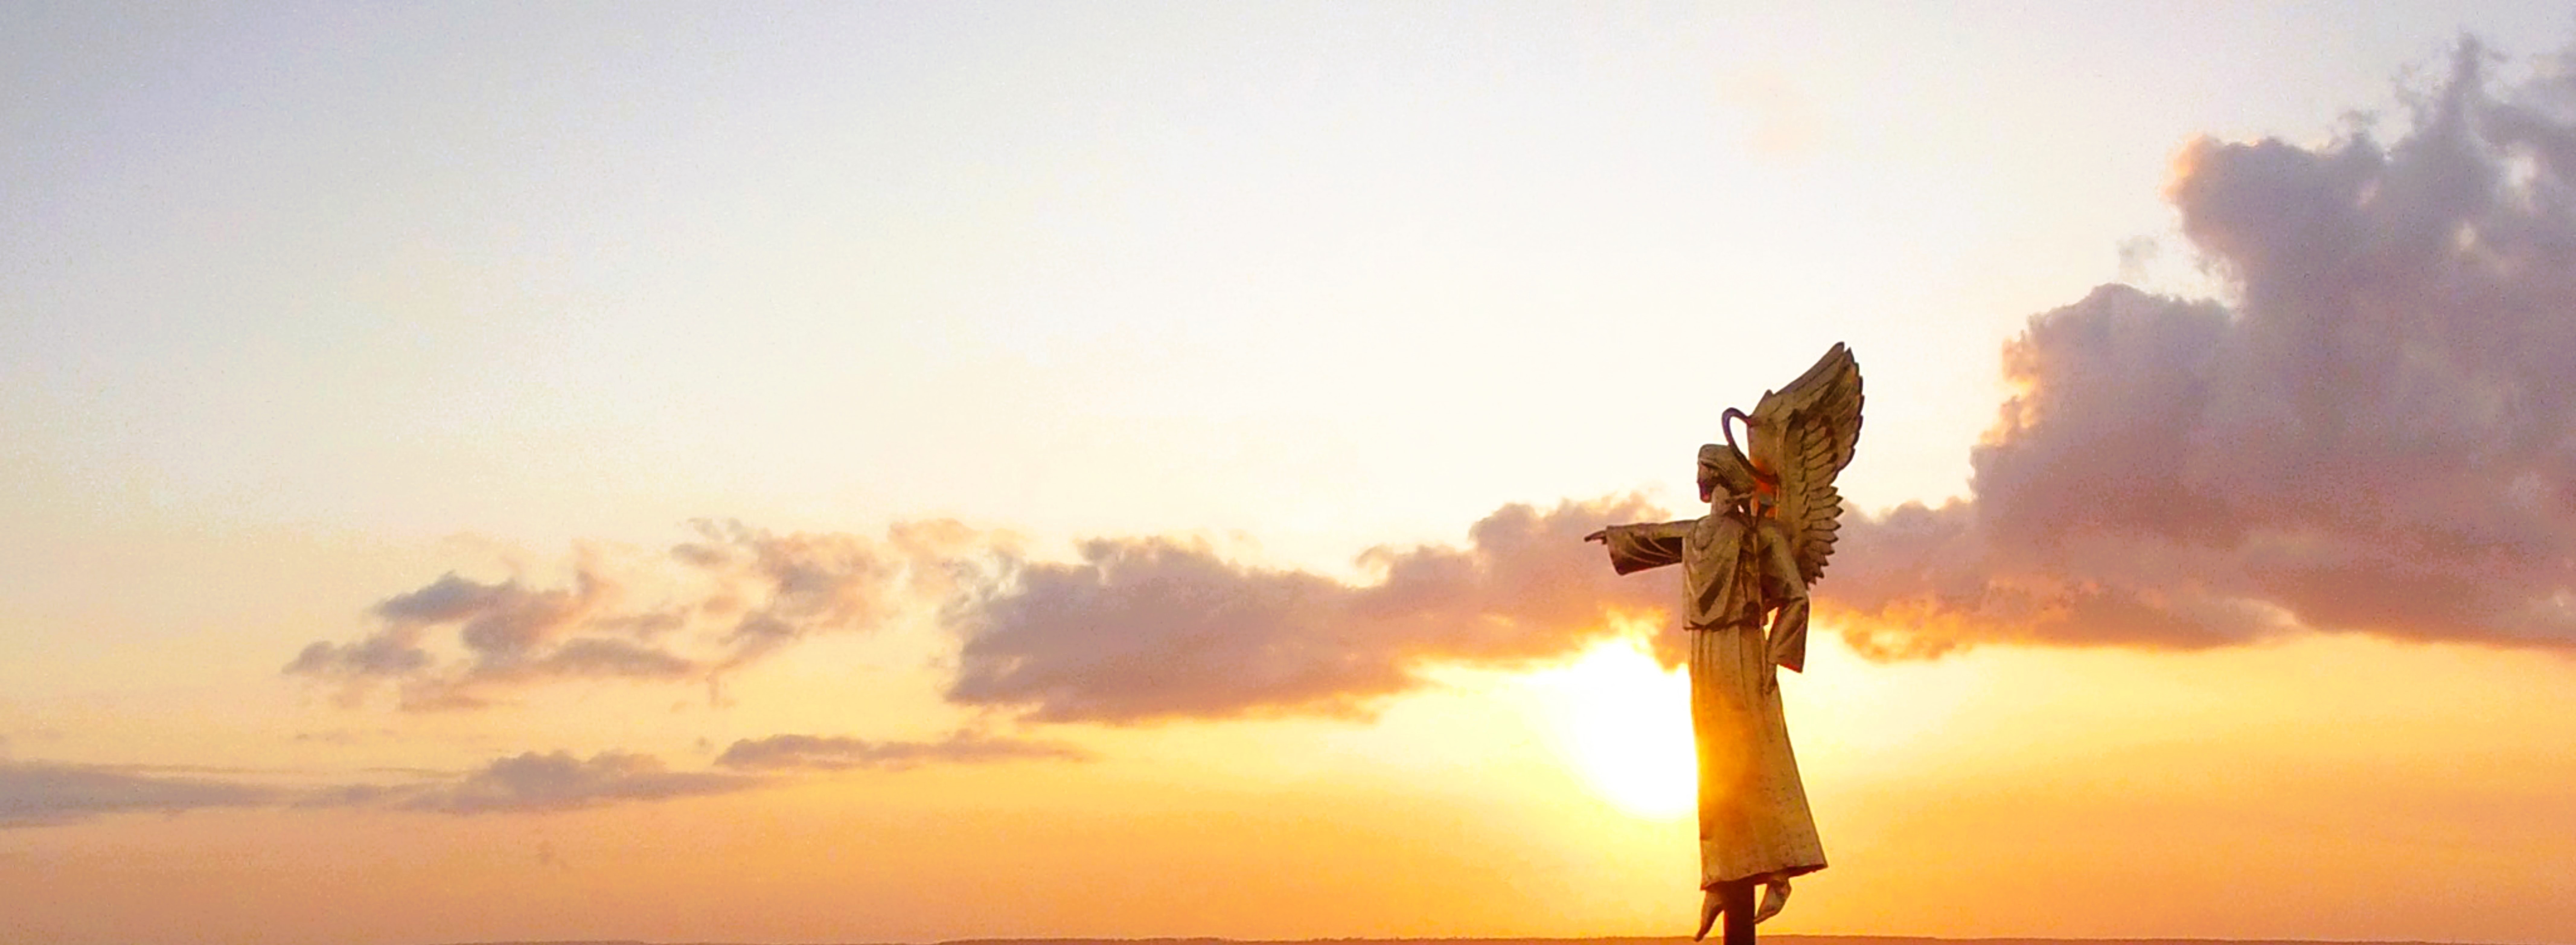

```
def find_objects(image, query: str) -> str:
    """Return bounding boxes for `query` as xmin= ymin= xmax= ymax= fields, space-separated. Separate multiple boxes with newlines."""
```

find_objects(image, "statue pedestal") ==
xmin=1721 ymin=880 xmax=1756 ymax=945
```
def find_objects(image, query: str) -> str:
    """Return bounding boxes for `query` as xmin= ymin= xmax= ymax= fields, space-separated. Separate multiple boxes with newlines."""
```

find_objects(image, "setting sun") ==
xmin=1530 ymin=639 xmax=1697 ymax=821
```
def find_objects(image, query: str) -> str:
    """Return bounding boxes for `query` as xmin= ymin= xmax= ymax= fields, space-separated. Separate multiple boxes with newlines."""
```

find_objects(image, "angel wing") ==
xmin=1745 ymin=343 xmax=1864 ymax=587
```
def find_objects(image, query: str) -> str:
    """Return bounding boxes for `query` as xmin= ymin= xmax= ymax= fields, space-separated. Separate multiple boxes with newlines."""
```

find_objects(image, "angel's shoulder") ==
xmin=1692 ymin=510 xmax=1752 ymax=545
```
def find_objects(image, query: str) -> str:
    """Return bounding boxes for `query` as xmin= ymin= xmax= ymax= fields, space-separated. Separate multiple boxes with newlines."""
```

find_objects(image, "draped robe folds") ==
xmin=1600 ymin=511 xmax=1826 ymax=890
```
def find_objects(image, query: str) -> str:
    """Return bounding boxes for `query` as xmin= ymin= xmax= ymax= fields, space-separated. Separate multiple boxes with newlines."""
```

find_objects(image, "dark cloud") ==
xmin=945 ymin=496 xmax=1679 ymax=722
xmin=714 ymin=731 xmax=1091 ymax=771
xmin=287 ymin=521 xmax=979 ymax=710
xmin=0 ymin=762 xmax=286 ymax=827
xmin=1829 ymin=39 xmax=2576 ymax=657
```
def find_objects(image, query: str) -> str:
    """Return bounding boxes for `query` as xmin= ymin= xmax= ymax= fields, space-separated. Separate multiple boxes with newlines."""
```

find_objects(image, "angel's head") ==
xmin=1696 ymin=442 xmax=1758 ymax=506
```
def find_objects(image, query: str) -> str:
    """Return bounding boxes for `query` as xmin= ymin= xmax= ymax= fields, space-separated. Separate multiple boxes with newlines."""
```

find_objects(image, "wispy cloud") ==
xmin=364 ymin=750 xmax=762 ymax=814
xmin=715 ymin=731 xmax=1091 ymax=772
xmin=10 ymin=736 xmax=1073 ymax=828
xmin=1 ymin=752 xmax=764 ymax=827
xmin=286 ymin=520 xmax=981 ymax=710
xmin=0 ymin=762 xmax=288 ymax=827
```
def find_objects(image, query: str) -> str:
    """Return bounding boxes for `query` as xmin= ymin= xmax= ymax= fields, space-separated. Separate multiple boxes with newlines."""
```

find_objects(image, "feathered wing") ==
xmin=1746 ymin=343 xmax=1864 ymax=587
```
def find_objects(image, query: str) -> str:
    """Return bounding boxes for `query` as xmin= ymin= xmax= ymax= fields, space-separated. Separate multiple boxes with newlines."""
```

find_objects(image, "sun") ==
xmin=1531 ymin=637 xmax=1697 ymax=820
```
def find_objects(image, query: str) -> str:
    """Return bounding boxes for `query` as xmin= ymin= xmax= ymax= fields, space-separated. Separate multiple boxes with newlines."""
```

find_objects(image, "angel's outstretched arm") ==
xmin=1586 ymin=520 xmax=1693 ymax=574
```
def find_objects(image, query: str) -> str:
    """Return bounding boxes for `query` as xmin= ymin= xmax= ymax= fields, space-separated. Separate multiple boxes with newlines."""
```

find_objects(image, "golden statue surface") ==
xmin=1586 ymin=343 xmax=1863 ymax=942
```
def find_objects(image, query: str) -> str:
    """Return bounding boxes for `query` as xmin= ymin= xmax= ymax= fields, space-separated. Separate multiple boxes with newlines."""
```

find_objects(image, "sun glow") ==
xmin=1531 ymin=637 xmax=1697 ymax=820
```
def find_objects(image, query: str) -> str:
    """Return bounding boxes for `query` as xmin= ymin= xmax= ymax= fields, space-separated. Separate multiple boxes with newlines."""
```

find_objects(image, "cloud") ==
xmin=0 ymin=762 xmax=287 ymax=827
xmin=300 ymin=498 xmax=1691 ymax=724
xmin=320 ymin=43 xmax=2576 ymax=714
xmin=375 ymin=750 xmax=762 ymax=814
xmin=296 ymin=41 xmax=2576 ymax=711
xmin=714 ymin=731 xmax=1092 ymax=771
xmin=1828 ymin=39 xmax=2576 ymax=657
xmin=287 ymin=520 xmax=981 ymax=710
xmin=945 ymin=496 xmax=1679 ymax=722
xmin=4 ymin=749 xmax=784 ymax=826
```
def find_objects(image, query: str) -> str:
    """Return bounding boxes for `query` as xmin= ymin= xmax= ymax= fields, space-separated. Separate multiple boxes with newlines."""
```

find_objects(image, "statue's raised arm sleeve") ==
xmin=1765 ymin=529 xmax=1812 ymax=673
xmin=1600 ymin=520 xmax=1692 ymax=574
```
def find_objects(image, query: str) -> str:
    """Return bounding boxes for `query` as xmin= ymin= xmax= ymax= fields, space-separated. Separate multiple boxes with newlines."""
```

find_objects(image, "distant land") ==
xmin=454 ymin=936 xmax=2503 ymax=945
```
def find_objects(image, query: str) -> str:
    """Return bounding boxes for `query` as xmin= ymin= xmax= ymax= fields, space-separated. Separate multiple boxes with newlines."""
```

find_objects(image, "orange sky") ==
xmin=8 ymin=630 xmax=2574 ymax=944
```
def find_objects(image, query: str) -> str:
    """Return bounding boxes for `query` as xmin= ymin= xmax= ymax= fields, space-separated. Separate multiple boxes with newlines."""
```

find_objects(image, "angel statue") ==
xmin=1584 ymin=343 xmax=1862 ymax=944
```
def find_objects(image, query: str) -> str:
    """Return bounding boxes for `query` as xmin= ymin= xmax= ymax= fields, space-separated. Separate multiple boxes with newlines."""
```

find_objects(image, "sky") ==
xmin=8 ymin=2 xmax=2576 ymax=943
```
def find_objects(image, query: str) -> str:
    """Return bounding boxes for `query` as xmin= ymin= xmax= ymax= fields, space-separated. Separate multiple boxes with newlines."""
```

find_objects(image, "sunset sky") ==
xmin=10 ymin=4 xmax=2576 ymax=944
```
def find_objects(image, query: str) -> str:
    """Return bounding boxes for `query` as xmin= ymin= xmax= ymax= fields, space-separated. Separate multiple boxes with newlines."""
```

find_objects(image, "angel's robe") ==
xmin=1601 ymin=509 xmax=1827 ymax=889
